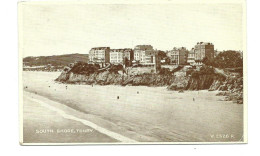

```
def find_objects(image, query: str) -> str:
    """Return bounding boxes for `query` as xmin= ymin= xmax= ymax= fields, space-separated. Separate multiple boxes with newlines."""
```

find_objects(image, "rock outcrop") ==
xmin=185 ymin=67 xmax=243 ymax=104
xmin=56 ymin=70 xmax=176 ymax=86
xmin=56 ymin=63 xmax=243 ymax=104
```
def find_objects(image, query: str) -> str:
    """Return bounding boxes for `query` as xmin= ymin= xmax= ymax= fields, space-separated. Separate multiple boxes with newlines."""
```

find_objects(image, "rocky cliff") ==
xmin=56 ymin=70 xmax=176 ymax=86
xmin=56 ymin=63 xmax=243 ymax=104
xmin=167 ymin=66 xmax=243 ymax=104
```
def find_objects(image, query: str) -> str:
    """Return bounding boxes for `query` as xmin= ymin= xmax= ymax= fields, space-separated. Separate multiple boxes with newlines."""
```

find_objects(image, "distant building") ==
xmin=154 ymin=53 xmax=161 ymax=73
xmin=187 ymin=48 xmax=195 ymax=65
xmin=144 ymin=50 xmax=156 ymax=65
xmin=134 ymin=45 xmax=153 ymax=51
xmin=166 ymin=47 xmax=189 ymax=65
xmin=124 ymin=49 xmax=134 ymax=65
xmin=133 ymin=45 xmax=156 ymax=65
xmin=110 ymin=48 xmax=133 ymax=66
xmin=194 ymin=42 xmax=214 ymax=61
xmin=110 ymin=49 xmax=124 ymax=64
xmin=89 ymin=47 xmax=110 ymax=67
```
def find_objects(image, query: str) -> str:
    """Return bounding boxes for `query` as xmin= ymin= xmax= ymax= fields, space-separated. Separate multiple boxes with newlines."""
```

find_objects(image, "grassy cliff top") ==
xmin=23 ymin=53 xmax=89 ymax=67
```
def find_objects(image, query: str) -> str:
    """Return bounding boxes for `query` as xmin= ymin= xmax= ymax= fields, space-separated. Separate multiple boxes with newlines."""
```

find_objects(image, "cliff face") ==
xmin=56 ymin=64 xmax=243 ymax=104
xmin=177 ymin=69 xmax=243 ymax=104
xmin=56 ymin=71 xmax=176 ymax=86
xmin=184 ymin=74 xmax=227 ymax=90
xmin=215 ymin=76 xmax=243 ymax=104
xmin=167 ymin=67 xmax=243 ymax=104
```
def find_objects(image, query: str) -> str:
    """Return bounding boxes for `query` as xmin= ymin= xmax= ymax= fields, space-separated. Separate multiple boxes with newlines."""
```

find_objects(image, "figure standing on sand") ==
xmin=193 ymin=98 xmax=195 ymax=101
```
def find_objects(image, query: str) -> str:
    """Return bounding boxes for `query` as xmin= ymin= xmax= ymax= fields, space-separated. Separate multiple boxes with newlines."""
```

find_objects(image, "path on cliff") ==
xmin=214 ymin=68 xmax=229 ymax=77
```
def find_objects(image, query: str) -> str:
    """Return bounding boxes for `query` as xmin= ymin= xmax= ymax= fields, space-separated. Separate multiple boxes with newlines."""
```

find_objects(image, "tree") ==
xmin=124 ymin=57 xmax=130 ymax=67
xmin=165 ymin=57 xmax=171 ymax=65
xmin=157 ymin=51 xmax=167 ymax=58
xmin=202 ymin=57 xmax=214 ymax=67
xmin=213 ymin=51 xmax=243 ymax=68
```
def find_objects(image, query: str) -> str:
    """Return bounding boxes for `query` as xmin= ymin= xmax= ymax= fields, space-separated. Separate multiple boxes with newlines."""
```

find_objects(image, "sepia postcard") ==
xmin=18 ymin=0 xmax=247 ymax=145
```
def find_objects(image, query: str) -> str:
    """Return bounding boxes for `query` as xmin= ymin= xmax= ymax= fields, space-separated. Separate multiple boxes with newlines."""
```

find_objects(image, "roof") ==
xmin=189 ymin=49 xmax=195 ymax=53
xmin=196 ymin=42 xmax=213 ymax=45
xmin=145 ymin=50 xmax=155 ymax=56
xmin=91 ymin=47 xmax=110 ymax=50
xmin=110 ymin=48 xmax=133 ymax=52
xmin=134 ymin=45 xmax=153 ymax=50
xmin=172 ymin=47 xmax=187 ymax=51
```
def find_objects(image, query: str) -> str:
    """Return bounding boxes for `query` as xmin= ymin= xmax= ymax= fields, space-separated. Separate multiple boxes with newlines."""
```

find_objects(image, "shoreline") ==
xmin=22 ymin=71 xmax=243 ymax=142
xmin=24 ymin=71 xmax=237 ymax=102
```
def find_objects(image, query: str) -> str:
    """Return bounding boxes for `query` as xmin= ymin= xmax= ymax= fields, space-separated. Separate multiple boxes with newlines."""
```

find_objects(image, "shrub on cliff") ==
xmin=225 ymin=67 xmax=243 ymax=75
xmin=159 ymin=68 xmax=172 ymax=75
xmin=214 ymin=51 xmax=243 ymax=68
xmin=108 ymin=64 xmax=123 ymax=73
xmin=70 ymin=62 xmax=99 ymax=75
xmin=203 ymin=51 xmax=243 ymax=69
xmin=191 ymin=66 xmax=215 ymax=78
xmin=172 ymin=66 xmax=183 ymax=73
xmin=202 ymin=57 xmax=214 ymax=67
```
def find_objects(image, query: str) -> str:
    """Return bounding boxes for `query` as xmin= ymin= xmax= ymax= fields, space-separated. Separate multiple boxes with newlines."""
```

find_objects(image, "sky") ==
xmin=19 ymin=2 xmax=244 ymax=57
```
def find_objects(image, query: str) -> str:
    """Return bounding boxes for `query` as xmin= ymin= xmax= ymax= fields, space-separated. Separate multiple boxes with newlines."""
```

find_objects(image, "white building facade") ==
xmin=110 ymin=49 xmax=133 ymax=65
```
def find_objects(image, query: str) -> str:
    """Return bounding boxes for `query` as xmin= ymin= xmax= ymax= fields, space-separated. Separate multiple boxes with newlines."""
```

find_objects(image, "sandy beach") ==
xmin=22 ymin=71 xmax=243 ymax=143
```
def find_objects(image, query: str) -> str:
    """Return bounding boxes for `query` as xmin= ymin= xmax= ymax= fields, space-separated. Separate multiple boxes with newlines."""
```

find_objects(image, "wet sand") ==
xmin=22 ymin=71 xmax=244 ymax=143
xmin=23 ymin=92 xmax=118 ymax=143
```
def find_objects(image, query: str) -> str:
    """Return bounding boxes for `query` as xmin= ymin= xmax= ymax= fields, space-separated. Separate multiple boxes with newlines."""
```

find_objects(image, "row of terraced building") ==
xmin=88 ymin=42 xmax=214 ymax=67
xmin=88 ymin=45 xmax=158 ymax=67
